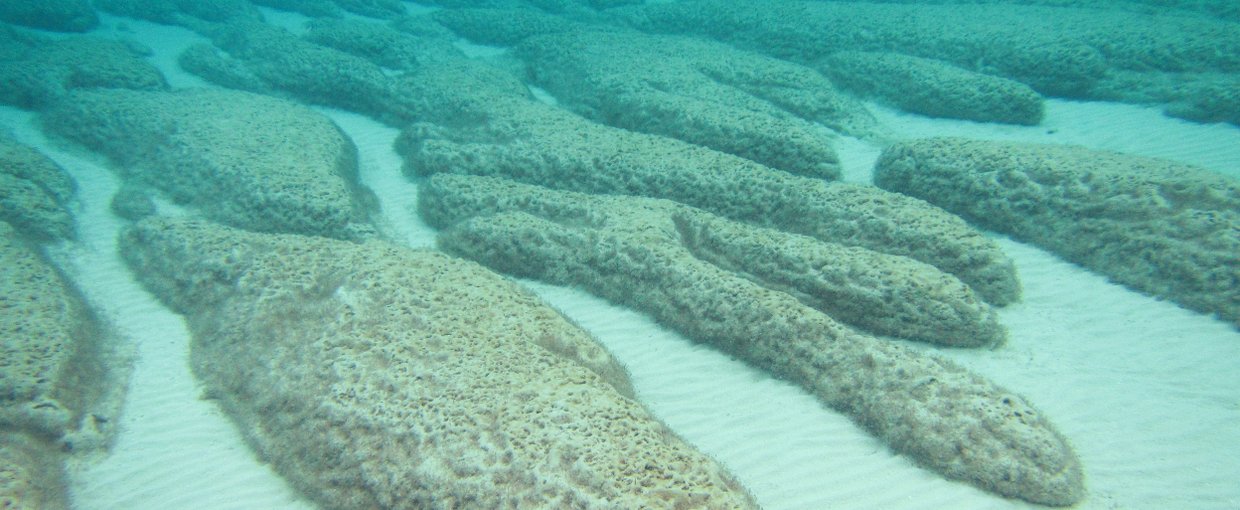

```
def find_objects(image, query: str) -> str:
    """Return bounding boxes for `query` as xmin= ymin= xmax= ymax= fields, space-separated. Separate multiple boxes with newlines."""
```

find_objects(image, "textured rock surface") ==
xmin=0 ymin=222 xmax=121 ymax=451
xmin=673 ymin=210 xmax=1007 ymax=347
xmin=390 ymin=56 xmax=1018 ymax=305
xmin=0 ymin=26 xmax=166 ymax=110
xmin=181 ymin=21 xmax=1018 ymax=305
xmin=433 ymin=7 xmax=578 ymax=45
xmin=618 ymin=0 xmax=1240 ymax=98
xmin=424 ymin=174 xmax=1081 ymax=507
xmin=421 ymin=0 xmax=641 ymax=12
xmin=0 ymin=135 xmax=75 ymax=241
xmin=863 ymin=0 xmax=1240 ymax=22
xmin=304 ymin=18 xmax=459 ymax=71
xmin=0 ymin=0 xmax=98 ymax=32
xmin=195 ymin=21 xmax=416 ymax=126
xmin=421 ymin=173 xmax=1006 ymax=347
xmin=819 ymin=50 xmax=1044 ymax=125
xmin=515 ymin=29 xmax=877 ymax=178
xmin=1087 ymin=70 xmax=1240 ymax=126
xmin=42 ymin=88 xmax=376 ymax=240
xmin=0 ymin=432 xmax=69 ymax=510
xmin=249 ymin=0 xmax=342 ymax=17
xmin=332 ymin=0 xmax=406 ymax=19
xmin=1163 ymin=76 xmax=1240 ymax=126
xmin=93 ymin=0 xmax=259 ymax=29
xmin=875 ymin=137 xmax=1240 ymax=327
xmin=121 ymin=217 xmax=758 ymax=509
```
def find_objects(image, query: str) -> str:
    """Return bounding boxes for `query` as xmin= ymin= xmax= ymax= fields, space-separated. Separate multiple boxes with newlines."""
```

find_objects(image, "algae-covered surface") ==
xmin=1 ymin=1 xmax=1238 ymax=509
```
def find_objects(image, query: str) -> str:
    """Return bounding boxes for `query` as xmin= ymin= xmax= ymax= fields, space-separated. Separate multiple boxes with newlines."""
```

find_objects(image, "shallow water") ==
xmin=1 ymin=1 xmax=1237 ymax=509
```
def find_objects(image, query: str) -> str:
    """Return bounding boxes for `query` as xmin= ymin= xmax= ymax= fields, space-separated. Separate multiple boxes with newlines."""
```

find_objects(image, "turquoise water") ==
xmin=1 ymin=1 xmax=1238 ymax=509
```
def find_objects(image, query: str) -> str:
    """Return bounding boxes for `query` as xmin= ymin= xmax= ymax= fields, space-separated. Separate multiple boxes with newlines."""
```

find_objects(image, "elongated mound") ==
xmin=819 ymin=50 xmax=1044 ymax=125
xmin=395 ymin=59 xmax=1019 ymax=305
xmin=515 ymin=29 xmax=875 ymax=178
xmin=175 ymin=18 xmax=1018 ymax=304
xmin=42 ymin=88 xmax=376 ymax=240
xmin=0 ymin=26 xmax=165 ymax=109
xmin=0 ymin=222 xmax=120 ymax=451
xmin=424 ymin=174 xmax=1083 ymax=506
xmin=0 ymin=135 xmax=75 ymax=241
xmin=875 ymin=137 xmax=1240 ymax=327
xmin=421 ymin=173 xmax=1006 ymax=347
xmin=120 ymin=217 xmax=758 ymax=510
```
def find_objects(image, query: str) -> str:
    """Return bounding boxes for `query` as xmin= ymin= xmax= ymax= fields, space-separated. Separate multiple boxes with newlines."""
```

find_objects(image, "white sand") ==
xmin=4 ymin=10 xmax=1237 ymax=510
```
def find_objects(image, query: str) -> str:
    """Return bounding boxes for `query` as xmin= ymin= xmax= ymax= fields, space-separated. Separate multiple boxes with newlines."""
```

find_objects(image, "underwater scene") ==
xmin=1 ymin=0 xmax=1238 ymax=508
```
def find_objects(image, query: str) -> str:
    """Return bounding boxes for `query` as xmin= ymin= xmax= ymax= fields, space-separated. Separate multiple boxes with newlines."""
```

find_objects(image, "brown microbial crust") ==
xmin=876 ymin=137 xmax=1240 ymax=328
xmin=121 ymin=217 xmax=759 ymax=510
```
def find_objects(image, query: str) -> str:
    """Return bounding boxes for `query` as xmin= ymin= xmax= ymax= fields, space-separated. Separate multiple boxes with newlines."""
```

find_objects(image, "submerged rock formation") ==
xmin=390 ymin=53 xmax=1018 ymax=304
xmin=0 ymin=222 xmax=123 ymax=452
xmin=0 ymin=0 xmax=98 ymax=32
xmin=92 ymin=0 xmax=260 ymax=31
xmin=0 ymin=431 xmax=69 ymax=509
xmin=41 ymin=88 xmax=377 ymax=240
xmin=121 ymin=217 xmax=759 ymax=509
xmin=422 ymin=173 xmax=1005 ymax=347
xmin=513 ymin=29 xmax=878 ymax=178
xmin=424 ymin=173 xmax=1082 ymax=507
xmin=181 ymin=19 xmax=1019 ymax=304
xmin=0 ymin=135 xmax=75 ymax=241
xmin=875 ymin=137 xmax=1240 ymax=328
xmin=818 ymin=50 xmax=1044 ymax=125
xmin=432 ymin=7 xmax=579 ymax=45
xmin=1 ymin=135 xmax=125 ymax=508
xmin=393 ymin=62 xmax=1020 ymax=305
xmin=0 ymin=25 xmax=166 ymax=110
xmin=616 ymin=0 xmax=1240 ymax=122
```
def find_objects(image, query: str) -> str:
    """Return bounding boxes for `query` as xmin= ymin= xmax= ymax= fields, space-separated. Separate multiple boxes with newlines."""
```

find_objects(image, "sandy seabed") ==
xmin=3 ymin=7 xmax=1238 ymax=510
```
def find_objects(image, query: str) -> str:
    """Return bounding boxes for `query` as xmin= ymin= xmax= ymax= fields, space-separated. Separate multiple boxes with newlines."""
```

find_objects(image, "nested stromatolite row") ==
xmin=181 ymin=19 xmax=1020 ymax=304
xmin=423 ymin=173 xmax=1082 ymax=507
xmin=121 ymin=217 xmax=759 ymax=509
xmin=0 ymin=222 xmax=119 ymax=450
xmin=167 ymin=15 xmax=1096 ymax=505
xmin=430 ymin=6 xmax=1045 ymax=127
xmin=421 ymin=173 xmax=1004 ymax=348
xmin=0 ymin=0 xmax=96 ymax=32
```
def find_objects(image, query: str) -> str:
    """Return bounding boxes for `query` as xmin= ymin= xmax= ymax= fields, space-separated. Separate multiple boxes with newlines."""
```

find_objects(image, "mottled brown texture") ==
xmin=516 ymin=29 xmax=877 ymax=179
xmin=0 ymin=223 xmax=119 ymax=451
xmin=121 ymin=217 xmax=758 ymax=510
xmin=425 ymin=174 xmax=1081 ymax=507
xmin=42 ymin=88 xmax=377 ymax=240
xmin=876 ymin=137 xmax=1240 ymax=327
xmin=421 ymin=173 xmax=1006 ymax=347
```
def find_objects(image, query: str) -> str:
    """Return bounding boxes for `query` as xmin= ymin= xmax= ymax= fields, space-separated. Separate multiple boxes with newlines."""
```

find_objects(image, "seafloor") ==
xmin=1 ymin=1 xmax=1238 ymax=509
